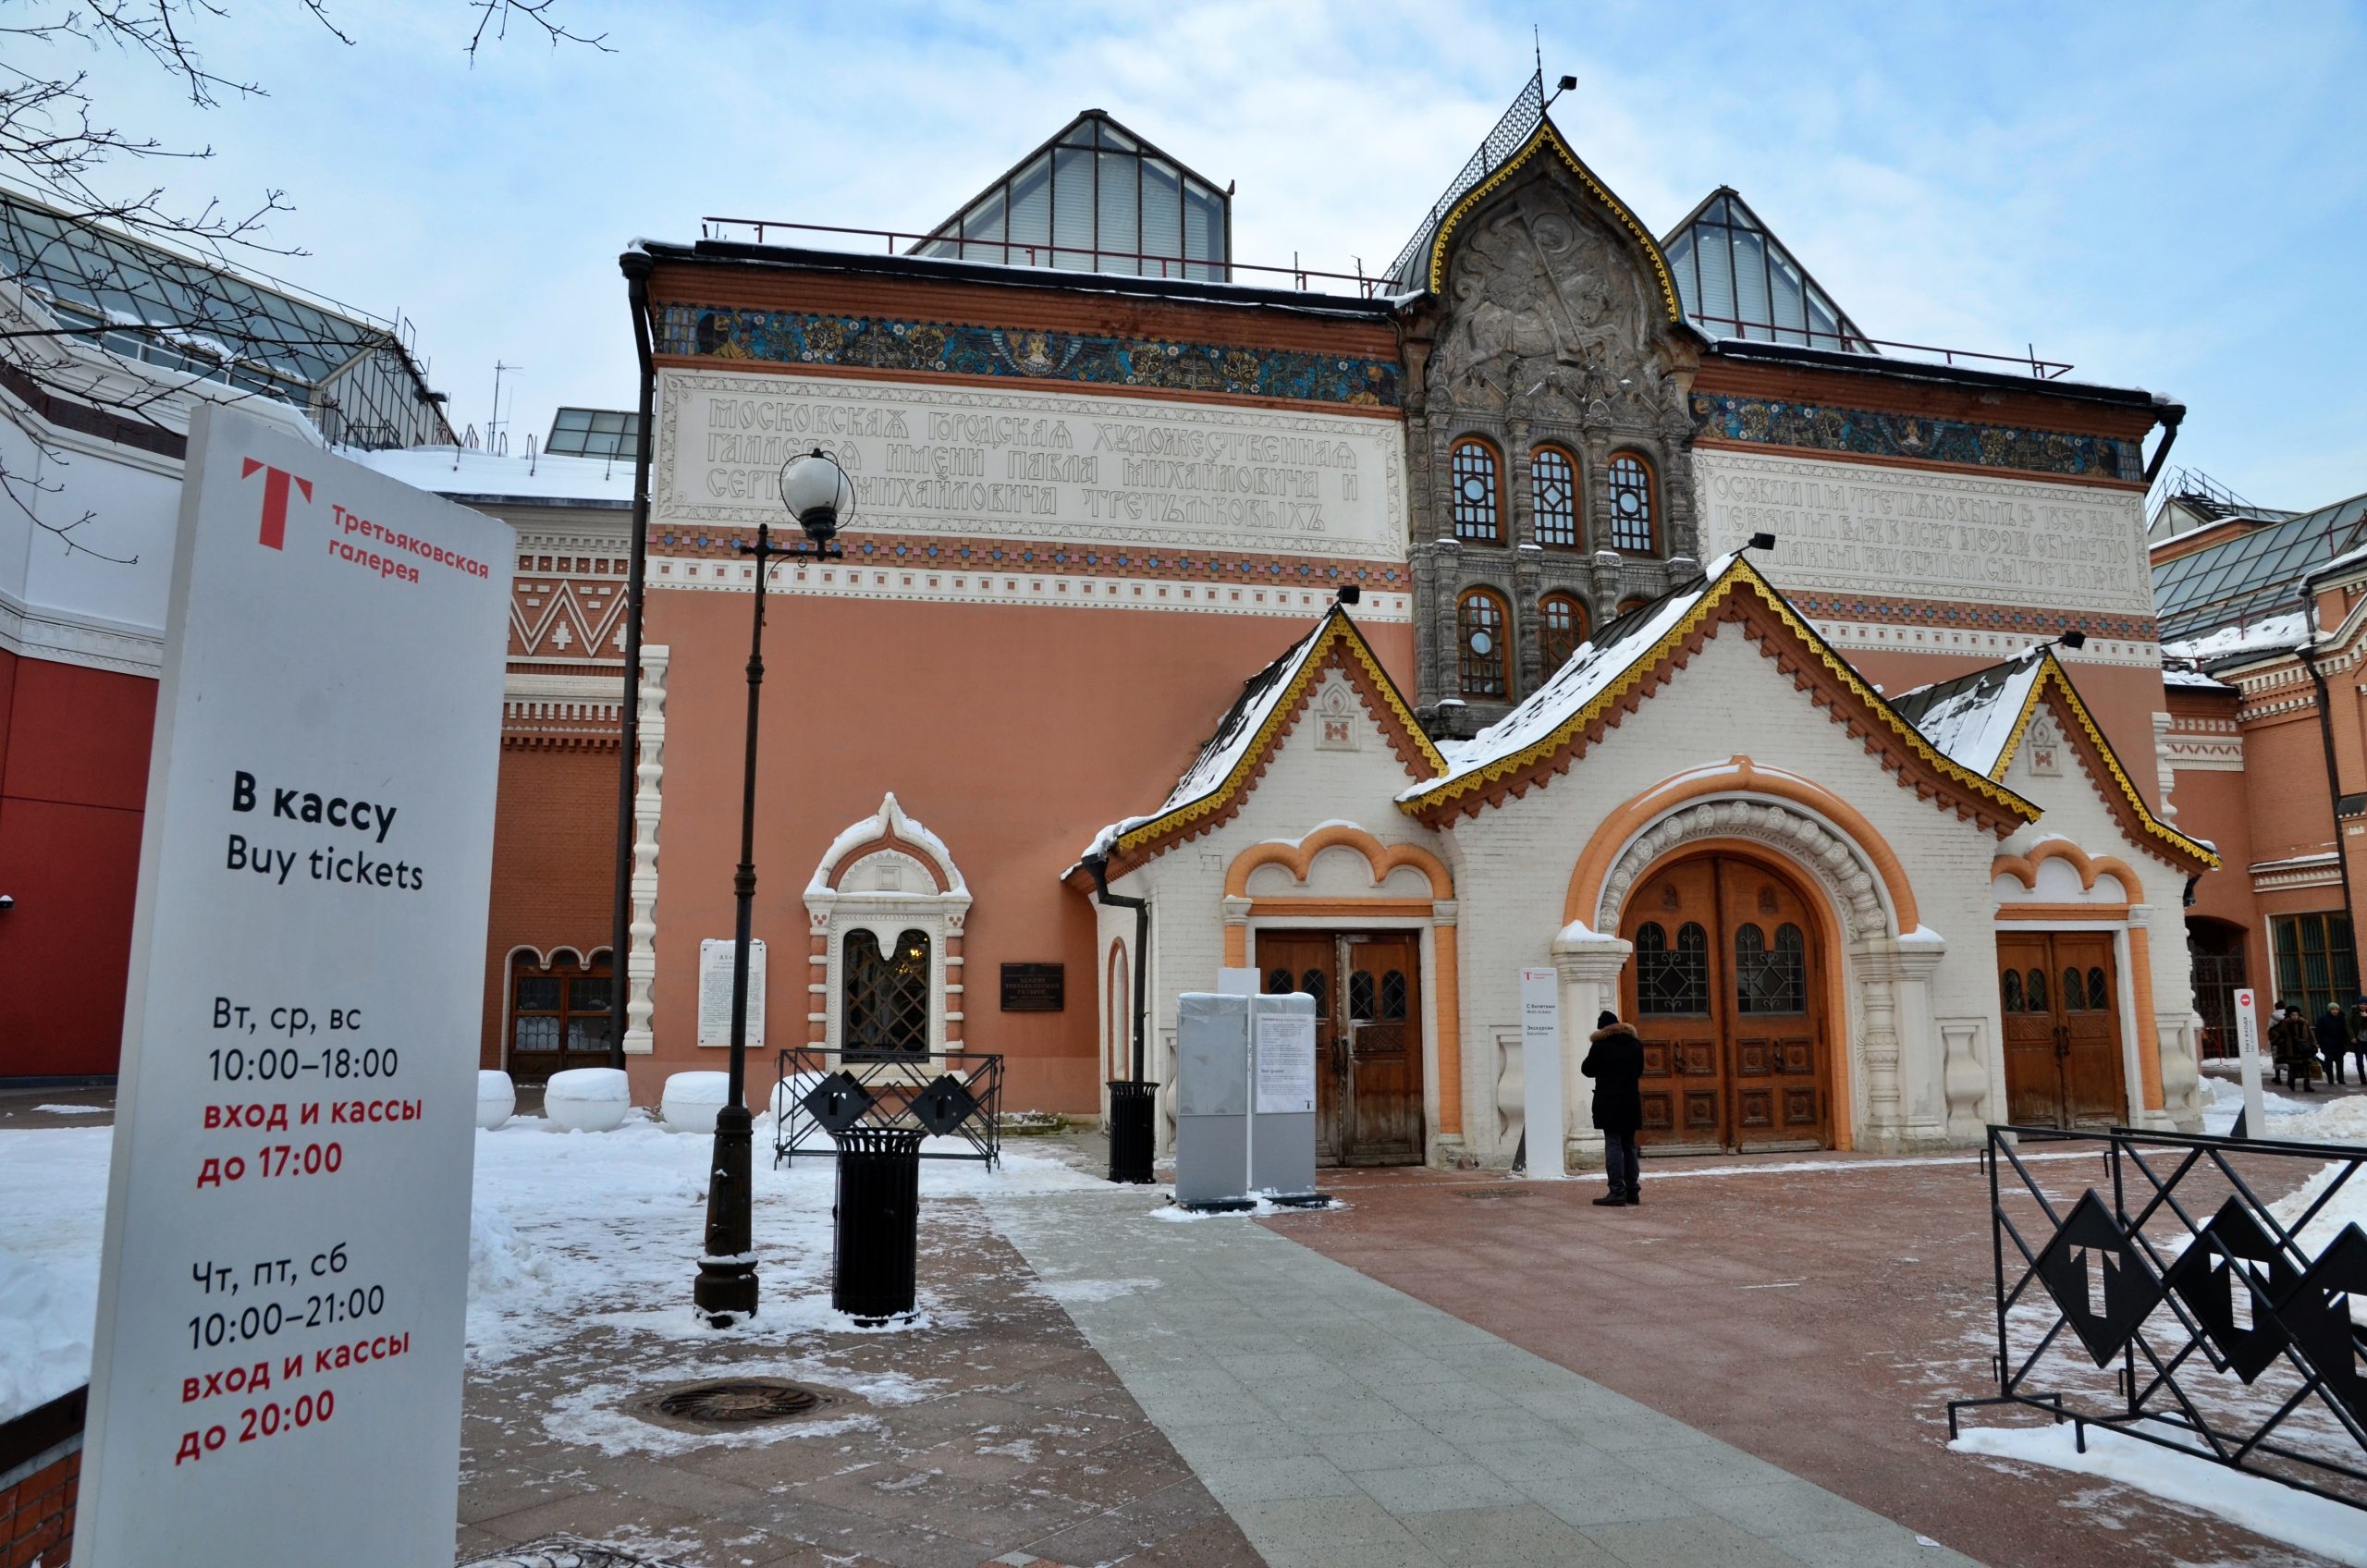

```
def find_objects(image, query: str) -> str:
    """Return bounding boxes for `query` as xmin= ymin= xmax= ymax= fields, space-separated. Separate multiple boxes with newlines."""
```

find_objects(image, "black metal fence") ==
xmin=1949 ymin=1123 xmax=2367 ymax=1509
xmin=771 ymin=1047 xmax=1003 ymax=1170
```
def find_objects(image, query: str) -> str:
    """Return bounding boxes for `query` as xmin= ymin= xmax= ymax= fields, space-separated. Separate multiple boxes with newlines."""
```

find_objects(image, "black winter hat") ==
xmin=1597 ymin=1010 xmax=1619 ymax=1030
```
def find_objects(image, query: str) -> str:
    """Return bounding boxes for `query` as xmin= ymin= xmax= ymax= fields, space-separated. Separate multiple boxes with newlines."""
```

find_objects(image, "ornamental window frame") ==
xmin=1456 ymin=586 xmax=1513 ymax=701
xmin=1539 ymin=591 xmax=1588 ymax=671
xmin=805 ymin=794 xmax=972 ymax=1062
xmin=1449 ymin=436 xmax=1502 ymax=544
xmin=1606 ymin=450 xmax=1658 ymax=555
xmin=1530 ymin=444 xmax=1581 ymax=549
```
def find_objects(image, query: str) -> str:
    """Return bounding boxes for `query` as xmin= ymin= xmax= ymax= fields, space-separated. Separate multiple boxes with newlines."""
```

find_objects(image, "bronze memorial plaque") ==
xmin=1000 ymin=962 xmax=1064 ymax=1012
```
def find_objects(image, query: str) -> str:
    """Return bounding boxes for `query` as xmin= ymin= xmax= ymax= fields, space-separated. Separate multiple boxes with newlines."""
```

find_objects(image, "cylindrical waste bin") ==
xmin=830 ymin=1126 xmax=925 ymax=1323
xmin=1107 ymin=1079 xmax=1159 ymax=1185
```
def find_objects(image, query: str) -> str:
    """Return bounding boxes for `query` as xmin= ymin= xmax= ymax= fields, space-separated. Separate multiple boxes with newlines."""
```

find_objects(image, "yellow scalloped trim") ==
xmin=1399 ymin=557 xmax=2039 ymax=823
xmin=1424 ymin=119 xmax=1684 ymax=325
xmin=1113 ymin=612 xmax=1446 ymax=858
xmin=1990 ymin=654 xmax=2220 ymax=868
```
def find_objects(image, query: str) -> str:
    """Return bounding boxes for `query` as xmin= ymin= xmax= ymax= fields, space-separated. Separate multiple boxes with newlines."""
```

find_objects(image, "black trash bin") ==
xmin=1106 ymin=1079 xmax=1159 ymax=1184
xmin=830 ymin=1125 xmax=926 ymax=1323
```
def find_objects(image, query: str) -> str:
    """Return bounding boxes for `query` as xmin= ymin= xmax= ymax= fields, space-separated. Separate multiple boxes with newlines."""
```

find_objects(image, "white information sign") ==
xmin=1255 ymin=1013 xmax=1318 ymax=1115
xmin=1520 ymin=968 xmax=1565 ymax=1179
xmin=1217 ymin=966 xmax=1260 ymax=998
xmin=697 ymin=937 xmax=767 ymax=1047
xmin=76 ymin=405 xmax=511 ymax=1567
xmin=2232 ymin=987 xmax=2265 ymax=1137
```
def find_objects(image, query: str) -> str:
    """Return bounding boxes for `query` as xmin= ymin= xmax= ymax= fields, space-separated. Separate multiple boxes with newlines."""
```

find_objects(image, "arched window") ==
xmin=1456 ymin=588 xmax=1511 ymax=699
xmin=507 ymin=949 xmax=613 ymax=1080
xmin=1450 ymin=438 xmax=1501 ymax=543
xmin=2000 ymin=969 xmax=2023 ymax=1013
xmin=1616 ymin=596 xmax=1650 ymax=618
xmin=1530 ymin=446 xmax=1579 ymax=548
xmin=1108 ymin=941 xmax=1130 ymax=1081
xmin=1637 ymin=921 xmax=1710 ymax=1015
xmin=1539 ymin=592 xmax=1588 ymax=671
xmin=2026 ymin=968 xmax=2049 ymax=1012
xmin=842 ymin=928 xmax=931 ymax=1057
xmin=1607 ymin=451 xmax=1656 ymax=553
xmin=2088 ymin=967 xmax=2110 ymax=1011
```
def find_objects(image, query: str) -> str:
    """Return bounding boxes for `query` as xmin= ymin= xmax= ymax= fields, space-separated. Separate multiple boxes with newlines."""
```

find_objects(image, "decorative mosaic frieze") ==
xmin=1692 ymin=392 xmax=2142 ymax=483
xmin=646 ymin=527 xmax=1411 ymax=588
xmin=656 ymin=303 xmax=1402 ymax=410
xmin=1784 ymin=590 xmax=2156 ymax=643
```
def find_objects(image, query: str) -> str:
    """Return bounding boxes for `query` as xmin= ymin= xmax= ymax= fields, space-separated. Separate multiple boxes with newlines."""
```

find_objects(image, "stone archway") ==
xmin=1597 ymin=797 xmax=1892 ymax=942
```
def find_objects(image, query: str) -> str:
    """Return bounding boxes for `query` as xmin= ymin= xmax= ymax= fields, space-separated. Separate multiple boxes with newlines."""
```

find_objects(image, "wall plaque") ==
xmin=1000 ymin=962 xmax=1065 ymax=1012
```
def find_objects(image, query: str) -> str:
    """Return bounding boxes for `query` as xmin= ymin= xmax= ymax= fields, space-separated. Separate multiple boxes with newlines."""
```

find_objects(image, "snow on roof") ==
xmin=2160 ymin=611 xmax=2309 ymax=664
xmin=1400 ymin=557 xmax=1738 ymax=802
xmin=1885 ymin=651 xmax=2045 ymax=778
xmin=1078 ymin=613 xmax=1337 ymax=866
xmin=2163 ymin=665 xmax=2235 ymax=692
xmin=343 ymin=445 xmax=635 ymax=506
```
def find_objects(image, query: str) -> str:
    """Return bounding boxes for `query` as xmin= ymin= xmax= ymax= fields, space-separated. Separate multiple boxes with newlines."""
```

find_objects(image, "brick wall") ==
xmin=1 ymin=1388 xmax=85 ymax=1567
xmin=479 ymin=745 xmax=622 ymax=1067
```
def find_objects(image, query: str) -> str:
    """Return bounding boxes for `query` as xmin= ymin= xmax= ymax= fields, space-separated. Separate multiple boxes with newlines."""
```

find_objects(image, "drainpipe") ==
xmin=2297 ymin=590 xmax=2359 ymax=992
xmin=1090 ymin=855 xmax=1155 ymax=1182
xmin=607 ymin=251 xmax=656 ymax=1071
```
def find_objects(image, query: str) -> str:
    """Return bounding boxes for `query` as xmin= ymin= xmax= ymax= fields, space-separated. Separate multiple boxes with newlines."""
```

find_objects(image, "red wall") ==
xmin=0 ymin=649 xmax=157 ymax=1078
xmin=477 ymin=745 xmax=625 ymax=1068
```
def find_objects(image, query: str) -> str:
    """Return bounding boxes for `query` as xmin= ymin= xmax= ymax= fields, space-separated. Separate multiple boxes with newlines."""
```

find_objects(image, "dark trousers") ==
xmin=1604 ymin=1130 xmax=1639 ymax=1194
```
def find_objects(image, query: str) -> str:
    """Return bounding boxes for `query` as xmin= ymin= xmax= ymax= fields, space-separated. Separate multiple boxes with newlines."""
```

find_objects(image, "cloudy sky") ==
xmin=29 ymin=1 xmax=2366 ymax=508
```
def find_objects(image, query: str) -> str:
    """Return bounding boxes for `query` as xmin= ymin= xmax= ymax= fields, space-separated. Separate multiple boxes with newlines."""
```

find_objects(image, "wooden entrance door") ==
xmin=1258 ymin=931 xmax=1424 ymax=1166
xmin=1997 ymin=932 xmax=2126 ymax=1127
xmin=1621 ymin=856 xmax=1829 ymax=1153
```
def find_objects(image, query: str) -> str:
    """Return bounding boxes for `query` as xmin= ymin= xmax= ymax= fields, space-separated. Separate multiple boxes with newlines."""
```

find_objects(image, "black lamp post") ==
xmin=695 ymin=447 xmax=852 ymax=1328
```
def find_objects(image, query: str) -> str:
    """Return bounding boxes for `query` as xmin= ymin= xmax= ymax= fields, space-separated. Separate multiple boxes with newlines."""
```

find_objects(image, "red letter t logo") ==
xmin=240 ymin=459 xmax=313 ymax=550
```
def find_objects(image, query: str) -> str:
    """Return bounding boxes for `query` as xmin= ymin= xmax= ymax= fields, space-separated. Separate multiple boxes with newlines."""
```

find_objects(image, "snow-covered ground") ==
xmin=0 ymin=1110 xmax=1108 ymax=1426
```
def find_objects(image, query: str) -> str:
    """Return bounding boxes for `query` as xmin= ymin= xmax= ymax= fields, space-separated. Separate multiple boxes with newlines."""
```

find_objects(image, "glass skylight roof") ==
xmin=1662 ymin=190 xmax=1869 ymax=352
xmin=913 ymin=111 xmax=1227 ymax=280
xmin=2153 ymin=492 xmax=2367 ymax=643
xmin=0 ymin=184 xmax=449 ymax=448
xmin=546 ymin=407 xmax=641 ymax=461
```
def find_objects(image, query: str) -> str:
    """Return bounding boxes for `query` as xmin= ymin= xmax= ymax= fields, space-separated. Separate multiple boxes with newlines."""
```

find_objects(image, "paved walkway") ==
xmin=989 ymin=1189 xmax=1979 ymax=1568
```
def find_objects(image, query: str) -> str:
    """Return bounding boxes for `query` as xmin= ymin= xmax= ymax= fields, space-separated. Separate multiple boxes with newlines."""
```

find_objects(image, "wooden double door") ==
xmin=1257 ymin=931 xmax=1423 ymax=1166
xmin=1997 ymin=931 xmax=2126 ymax=1127
xmin=1620 ymin=855 xmax=1830 ymax=1153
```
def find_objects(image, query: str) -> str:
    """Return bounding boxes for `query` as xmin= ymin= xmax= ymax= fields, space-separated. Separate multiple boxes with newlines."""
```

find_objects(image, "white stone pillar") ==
xmin=1853 ymin=931 xmax=1948 ymax=1153
xmin=622 ymin=645 xmax=668 ymax=1056
xmin=1551 ymin=925 xmax=1632 ymax=1170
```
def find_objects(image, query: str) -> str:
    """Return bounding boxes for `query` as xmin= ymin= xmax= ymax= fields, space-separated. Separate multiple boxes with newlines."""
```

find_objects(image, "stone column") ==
xmin=1220 ymin=895 xmax=1252 ymax=972
xmin=1551 ymin=926 xmax=1633 ymax=1170
xmin=1429 ymin=900 xmax=1466 ymax=1169
xmin=1852 ymin=931 xmax=1949 ymax=1153
xmin=622 ymin=644 xmax=668 ymax=1057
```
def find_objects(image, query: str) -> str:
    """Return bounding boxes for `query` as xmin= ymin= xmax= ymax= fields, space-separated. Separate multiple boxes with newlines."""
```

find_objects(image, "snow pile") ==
xmin=0 ymin=1249 xmax=93 ymax=1423
xmin=1889 ymin=654 xmax=2042 ymax=778
xmin=0 ymin=1127 xmax=116 ymax=1423
xmin=2161 ymin=611 xmax=2309 ymax=664
xmin=1952 ymin=1423 xmax=2367 ymax=1567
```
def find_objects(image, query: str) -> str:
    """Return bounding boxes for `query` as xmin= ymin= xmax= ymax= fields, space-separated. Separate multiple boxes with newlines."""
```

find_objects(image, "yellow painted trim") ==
xmin=1991 ymin=653 xmax=2220 ymax=869
xmin=1399 ymin=556 xmax=2038 ymax=823
xmin=1113 ymin=610 xmax=1446 ymax=857
xmin=1424 ymin=119 xmax=1685 ymax=325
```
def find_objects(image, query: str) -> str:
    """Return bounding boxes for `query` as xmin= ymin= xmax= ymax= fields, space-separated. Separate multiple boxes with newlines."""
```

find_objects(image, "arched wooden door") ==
xmin=1620 ymin=855 xmax=1831 ymax=1153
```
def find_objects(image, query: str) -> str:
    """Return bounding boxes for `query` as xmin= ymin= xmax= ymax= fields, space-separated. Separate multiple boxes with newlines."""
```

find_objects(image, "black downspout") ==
xmin=1089 ymin=857 xmax=1150 ymax=1082
xmin=608 ymin=251 xmax=656 ymax=1069
xmin=2299 ymin=618 xmax=2360 ymax=983
xmin=1090 ymin=855 xmax=1156 ymax=1183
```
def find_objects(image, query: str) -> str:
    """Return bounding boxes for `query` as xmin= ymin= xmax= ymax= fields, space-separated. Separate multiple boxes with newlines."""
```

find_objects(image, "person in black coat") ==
xmin=1582 ymin=1009 xmax=1646 ymax=1207
xmin=2316 ymin=1004 xmax=2350 ymax=1086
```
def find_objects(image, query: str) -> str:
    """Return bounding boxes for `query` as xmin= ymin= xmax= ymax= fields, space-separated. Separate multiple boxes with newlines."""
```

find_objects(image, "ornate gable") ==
xmin=2003 ymin=657 xmax=2218 ymax=871
xmin=1074 ymin=608 xmax=1442 ymax=884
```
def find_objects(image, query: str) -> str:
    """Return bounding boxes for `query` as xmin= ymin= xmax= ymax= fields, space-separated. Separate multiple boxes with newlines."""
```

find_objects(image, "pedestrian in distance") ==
xmin=2349 ymin=997 xmax=2367 ymax=1084
xmin=2318 ymin=1004 xmax=2351 ymax=1086
xmin=1582 ymin=1008 xmax=1645 ymax=1207
xmin=2272 ymin=1002 xmax=2317 ymax=1093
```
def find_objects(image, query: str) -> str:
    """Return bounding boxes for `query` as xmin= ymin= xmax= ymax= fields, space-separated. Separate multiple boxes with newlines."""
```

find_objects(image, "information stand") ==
xmin=2232 ymin=987 xmax=2266 ymax=1136
xmin=75 ymin=405 xmax=512 ymax=1566
xmin=1519 ymin=968 xmax=1564 ymax=1178
xmin=1172 ymin=991 xmax=1319 ymax=1208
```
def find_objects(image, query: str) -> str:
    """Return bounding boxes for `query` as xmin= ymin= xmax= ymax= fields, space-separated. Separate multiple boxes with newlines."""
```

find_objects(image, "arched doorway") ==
xmin=1619 ymin=853 xmax=1832 ymax=1153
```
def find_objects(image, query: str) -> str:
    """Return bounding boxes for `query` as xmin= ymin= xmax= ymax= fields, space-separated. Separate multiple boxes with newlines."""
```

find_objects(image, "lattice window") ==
xmin=1637 ymin=921 xmax=1710 ymax=1015
xmin=842 ymin=928 xmax=931 ymax=1056
xmin=1380 ymin=970 xmax=1408 ymax=1022
xmin=1266 ymin=968 xmax=1293 ymax=995
xmin=1457 ymin=589 xmax=1510 ymax=699
xmin=1531 ymin=447 xmax=1578 ymax=547
xmin=1735 ymin=922 xmax=1806 ymax=1014
xmin=1540 ymin=593 xmax=1587 ymax=671
xmin=509 ymin=951 xmax=610 ymax=1063
xmin=1349 ymin=969 xmax=1377 ymax=1021
xmin=2001 ymin=969 xmax=2024 ymax=1012
xmin=1450 ymin=439 xmax=1501 ymax=543
xmin=2087 ymin=967 xmax=2109 ymax=1011
xmin=1304 ymin=969 xmax=1329 ymax=1017
xmin=1608 ymin=452 xmax=1655 ymax=553
xmin=2026 ymin=968 xmax=2049 ymax=1012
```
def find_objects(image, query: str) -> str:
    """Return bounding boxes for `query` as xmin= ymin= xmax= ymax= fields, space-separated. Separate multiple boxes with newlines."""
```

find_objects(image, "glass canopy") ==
xmin=545 ymin=407 xmax=641 ymax=461
xmin=2153 ymin=492 xmax=2367 ymax=643
xmin=913 ymin=111 xmax=1228 ymax=280
xmin=1662 ymin=190 xmax=1869 ymax=352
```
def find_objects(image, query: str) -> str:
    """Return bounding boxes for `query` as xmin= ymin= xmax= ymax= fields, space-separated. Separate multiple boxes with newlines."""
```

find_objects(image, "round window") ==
xmin=1468 ymin=628 xmax=1494 ymax=656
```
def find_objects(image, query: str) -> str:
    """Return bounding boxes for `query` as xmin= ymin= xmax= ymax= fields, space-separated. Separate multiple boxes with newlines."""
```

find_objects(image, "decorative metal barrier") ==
xmin=770 ymin=1047 xmax=1003 ymax=1170
xmin=1948 ymin=1123 xmax=2367 ymax=1509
